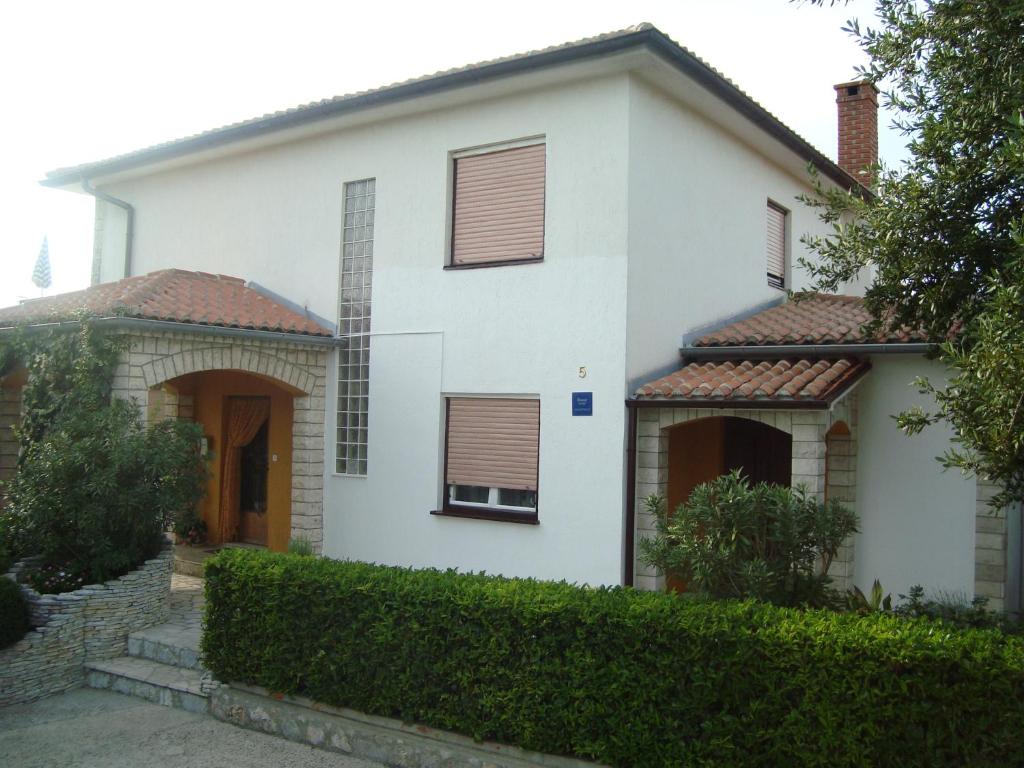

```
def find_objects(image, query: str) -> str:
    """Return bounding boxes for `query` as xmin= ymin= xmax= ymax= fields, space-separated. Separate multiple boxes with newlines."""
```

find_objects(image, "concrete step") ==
xmin=85 ymin=656 xmax=210 ymax=714
xmin=128 ymin=623 xmax=204 ymax=671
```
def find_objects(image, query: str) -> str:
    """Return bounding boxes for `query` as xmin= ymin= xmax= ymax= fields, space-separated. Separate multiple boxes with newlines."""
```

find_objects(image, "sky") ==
xmin=0 ymin=0 xmax=903 ymax=309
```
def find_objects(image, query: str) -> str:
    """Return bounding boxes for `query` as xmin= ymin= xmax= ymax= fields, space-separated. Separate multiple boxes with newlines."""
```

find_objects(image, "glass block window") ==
xmin=336 ymin=178 xmax=375 ymax=475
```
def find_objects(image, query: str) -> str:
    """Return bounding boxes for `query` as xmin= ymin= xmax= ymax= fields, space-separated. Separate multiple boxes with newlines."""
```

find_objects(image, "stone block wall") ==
xmin=0 ymin=590 xmax=85 ymax=707
xmin=0 ymin=546 xmax=172 ymax=706
xmin=110 ymin=330 xmax=329 ymax=552
xmin=975 ymin=478 xmax=1008 ymax=612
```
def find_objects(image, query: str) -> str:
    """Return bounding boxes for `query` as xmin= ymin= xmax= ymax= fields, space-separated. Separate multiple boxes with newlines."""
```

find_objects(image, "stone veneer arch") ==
xmin=140 ymin=347 xmax=317 ymax=395
xmin=112 ymin=330 xmax=329 ymax=553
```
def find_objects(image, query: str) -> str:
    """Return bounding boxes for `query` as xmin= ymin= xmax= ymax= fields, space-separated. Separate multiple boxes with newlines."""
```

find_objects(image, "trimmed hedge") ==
xmin=0 ymin=577 xmax=30 ymax=649
xmin=203 ymin=549 xmax=1024 ymax=767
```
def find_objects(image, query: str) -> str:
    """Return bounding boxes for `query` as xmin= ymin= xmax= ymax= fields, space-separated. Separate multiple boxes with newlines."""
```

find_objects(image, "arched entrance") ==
xmin=666 ymin=416 xmax=792 ymax=516
xmin=157 ymin=369 xmax=300 ymax=552
xmin=662 ymin=416 xmax=793 ymax=591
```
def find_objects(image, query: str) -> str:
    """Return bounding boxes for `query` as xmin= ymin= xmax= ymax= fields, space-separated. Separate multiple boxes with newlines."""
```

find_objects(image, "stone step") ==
xmin=84 ymin=656 xmax=210 ymax=714
xmin=128 ymin=623 xmax=204 ymax=670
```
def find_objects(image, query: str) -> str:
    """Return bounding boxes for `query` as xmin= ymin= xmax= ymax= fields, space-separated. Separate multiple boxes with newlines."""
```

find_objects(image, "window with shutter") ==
xmin=450 ymin=143 xmax=546 ymax=267
xmin=766 ymin=201 xmax=787 ymax=289
xmin=439 ymin=397 xmax=540 ymax=523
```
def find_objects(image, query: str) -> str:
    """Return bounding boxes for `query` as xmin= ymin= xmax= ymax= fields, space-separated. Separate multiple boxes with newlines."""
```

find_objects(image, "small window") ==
xmin=766 ymin=201 xmax=787 ymax=289
xmin=449 ymin=143 xmax=546 ymax=267
xmin=439 ymin=397 xmax=540 ymax=523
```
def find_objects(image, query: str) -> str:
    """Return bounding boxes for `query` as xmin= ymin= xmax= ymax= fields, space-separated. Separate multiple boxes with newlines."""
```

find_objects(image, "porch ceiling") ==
xmin=634 ymin=357 xmax=869 ymax=405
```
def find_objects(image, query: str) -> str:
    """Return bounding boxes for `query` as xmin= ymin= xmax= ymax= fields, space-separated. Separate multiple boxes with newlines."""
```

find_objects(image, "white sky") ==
xmin=0 ymin=0 xmax=902 ymax=309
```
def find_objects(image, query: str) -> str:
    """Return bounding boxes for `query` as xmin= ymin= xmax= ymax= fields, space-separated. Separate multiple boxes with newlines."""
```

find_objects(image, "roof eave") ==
xmin=630 ymin=355 xmax=874 ymax=409
xmin=0 ymin=316 xmax=340 ymax=346
xmin=681 ymin=342 xmax=934 ymax=360
xmin=41 ymin=26 xmax=867 ymax=196
xmin=626 ymin=397 xmax=831 ymax=410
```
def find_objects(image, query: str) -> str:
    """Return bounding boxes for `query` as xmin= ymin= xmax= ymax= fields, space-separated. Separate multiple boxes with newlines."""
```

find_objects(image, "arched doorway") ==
xmin=157 ymin=369 xmax=299 ymax=552
xmin=662 ymin=416 xmax=793 ymax=591
xmin=665 ymin=416 xmax=792 ymax=517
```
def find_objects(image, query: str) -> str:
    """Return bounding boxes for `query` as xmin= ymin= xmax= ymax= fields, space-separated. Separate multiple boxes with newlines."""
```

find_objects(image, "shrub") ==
xmin=896 ymin=585 xmax=1018 ymax=633
xmin=8 ymin=400 xmax=207 ymax=592
xmin=204 ymin=549 xmax=1024 ymax=768
xmin=174 ymin=509 xmax=208 ymax=546
xmin=287 ymin=536 xmax=314 ymax=556
xmin=0 ymin=577 xmax=30 ymax=649
xmin=0 ymin=507 xmax=31 ymax=574
xmin=639 ymin=471 xmax=858 ymax=607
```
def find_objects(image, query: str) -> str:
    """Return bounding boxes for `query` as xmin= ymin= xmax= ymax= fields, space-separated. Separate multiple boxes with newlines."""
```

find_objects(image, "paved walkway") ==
xmin=0 ymin=688 xmax=383 ymax=768
xmin=164 ymin=573 xmax=204 ymax=648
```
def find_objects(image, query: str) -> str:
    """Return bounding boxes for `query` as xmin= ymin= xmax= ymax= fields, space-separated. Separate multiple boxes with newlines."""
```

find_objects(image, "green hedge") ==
xmin=203 ymin=549 xmax=1024 ymax=767
xmin=0 ymin=577 xmax=31 ymax=649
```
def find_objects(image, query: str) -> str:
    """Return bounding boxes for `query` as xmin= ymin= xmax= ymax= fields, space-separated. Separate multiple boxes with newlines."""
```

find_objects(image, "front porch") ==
xmin=127 ymin=328 xmax=329 ymax=553
xmin=632 ymin=399 xmax=859 ymax=592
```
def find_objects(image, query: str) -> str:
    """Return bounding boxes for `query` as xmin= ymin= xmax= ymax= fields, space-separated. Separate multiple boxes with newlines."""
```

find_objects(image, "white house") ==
xmin=2 ymin=24 xmax=1018 ymax=611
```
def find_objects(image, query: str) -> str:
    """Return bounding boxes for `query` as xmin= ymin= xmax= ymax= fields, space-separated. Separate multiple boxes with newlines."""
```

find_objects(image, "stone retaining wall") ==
xmin=0 ymin=545 xmax=172 ymax=706
xmin=212 ymin=683 xmax=605 ymax=768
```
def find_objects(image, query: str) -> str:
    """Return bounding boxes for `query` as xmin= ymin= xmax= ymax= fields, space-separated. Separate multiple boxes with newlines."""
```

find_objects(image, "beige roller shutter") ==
xmin=451 ymin=143 xmax=546 ymax=266
xmin=446 ymin=398 xmax=539 ymax=491
xmin=766 ymin=202 xmax=786 ymax=288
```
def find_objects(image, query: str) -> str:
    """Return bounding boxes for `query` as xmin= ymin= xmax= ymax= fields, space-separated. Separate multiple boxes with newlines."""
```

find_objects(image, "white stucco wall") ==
xmin=623 ymin=77 xmax=839 ymax=387
xmin=854 ymin=355 xmax=976 ymax=598
xmin=96 ymin=200 xmax=128 ymax=285
xmin=83 ymin=62 xmax=872 ymax=588
xmin=96 ymin=75 xmax=632 ymax=585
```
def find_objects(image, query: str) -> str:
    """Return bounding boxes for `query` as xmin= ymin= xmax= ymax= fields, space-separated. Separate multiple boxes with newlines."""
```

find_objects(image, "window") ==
xmin=437 ymin=397 xmax=540 ymax=523
xmin=336 ymin=178 xmax=375 ymax=475
xmin=449 ymin=142 xmax=546 ymax=267
xmin=766 ymin=201 xmax=787 ymax=289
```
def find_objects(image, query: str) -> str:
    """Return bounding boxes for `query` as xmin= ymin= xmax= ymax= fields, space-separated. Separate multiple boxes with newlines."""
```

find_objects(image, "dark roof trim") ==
xmin=681 ymin=342 xmax=933 ymax=360
xmin=42 ymin=26 xmax=862 ymax=193
xmin=0 ymin=316 xmax=343 ymax=347
xmin=626 ymin=397 xmax=830 ymax=410
xmin=640 ymin=32 xmax=861 ymax=194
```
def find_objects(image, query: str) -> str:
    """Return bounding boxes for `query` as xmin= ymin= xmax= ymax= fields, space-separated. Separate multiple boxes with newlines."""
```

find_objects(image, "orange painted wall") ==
xmin=168 ymin=371 xmax=294 ymax=552
xmin=667 ymin=418 xmax=725 ymax=515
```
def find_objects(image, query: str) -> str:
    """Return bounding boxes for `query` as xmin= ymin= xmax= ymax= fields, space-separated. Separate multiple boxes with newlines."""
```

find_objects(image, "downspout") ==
xmin=81 ymin=178 xmax=134 ymax=279
xmin=623 ymin=402 xmax=638 ymax=587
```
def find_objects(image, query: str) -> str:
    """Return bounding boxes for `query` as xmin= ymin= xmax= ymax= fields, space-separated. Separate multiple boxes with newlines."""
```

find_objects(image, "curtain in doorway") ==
xmin=219 ymin=397 xmax=270 ymax=544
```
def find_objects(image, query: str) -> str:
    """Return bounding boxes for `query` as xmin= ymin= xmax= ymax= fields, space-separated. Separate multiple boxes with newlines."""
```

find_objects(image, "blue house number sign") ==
xmin=572 ymin=392 xmax=593 ymax=416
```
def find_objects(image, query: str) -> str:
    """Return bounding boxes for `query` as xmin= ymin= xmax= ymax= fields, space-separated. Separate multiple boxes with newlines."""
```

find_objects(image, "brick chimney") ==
xmin=834 ymin=80 xmax=879 ymax=182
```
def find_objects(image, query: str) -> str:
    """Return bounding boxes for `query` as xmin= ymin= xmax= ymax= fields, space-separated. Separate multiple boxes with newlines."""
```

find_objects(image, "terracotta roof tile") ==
xmin=695 ymin=293 xmax=928 ymax=347
xmin=0 ymin=270 xmax=333 ymax=337
xmin=634 ymin=358 xmax=869 ymax=403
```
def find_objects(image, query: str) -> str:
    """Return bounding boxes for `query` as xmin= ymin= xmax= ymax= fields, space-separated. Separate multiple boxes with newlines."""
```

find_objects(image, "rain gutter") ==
xmin=679 ymin=342 xmax=934 ymax=361
xmin=0 ymin=316 xmax=342 ymax=347
xmin=81 ymin=178 xmax=135 ymax=279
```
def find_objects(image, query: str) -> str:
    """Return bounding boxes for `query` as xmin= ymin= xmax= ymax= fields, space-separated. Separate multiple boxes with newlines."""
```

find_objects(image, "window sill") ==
xmin=430 ymin=505 xmax=539 ymax=525
xmin=444 ymin=257 xmax=544 ymax=271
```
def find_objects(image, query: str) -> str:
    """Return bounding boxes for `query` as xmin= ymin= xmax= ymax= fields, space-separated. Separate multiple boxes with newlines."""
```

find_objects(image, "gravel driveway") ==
xmin=0 ymin=688 xmax=384 ymax=768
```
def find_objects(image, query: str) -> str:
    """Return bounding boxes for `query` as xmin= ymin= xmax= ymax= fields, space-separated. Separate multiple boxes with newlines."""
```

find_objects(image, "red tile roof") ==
xmin=0 ymin=270 xmax=333 ymax=337
xmin=635 ymin=358 xmax=869 ymax=403
xmin=695 ymin=293 xmax=928 ymax=347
